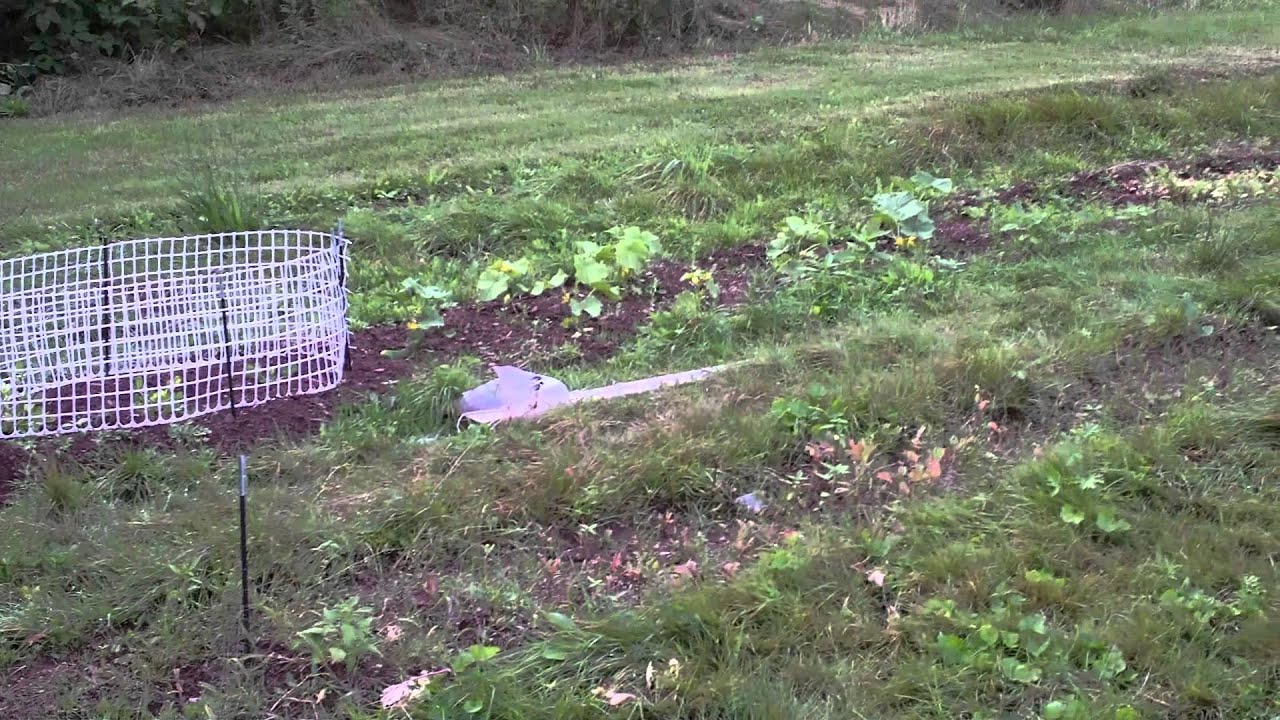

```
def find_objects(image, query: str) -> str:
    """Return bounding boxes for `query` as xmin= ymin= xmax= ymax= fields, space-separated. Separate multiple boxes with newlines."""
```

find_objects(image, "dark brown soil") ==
xmin=1063 ymin=145 xmax=1280 ymax=207
xmin=414 ymin=244 xmax=763 ymax=368
xmin=932 ymin=144 xmax=1280 ymax=256
xmin=1092 ymin=321 xmax=1279 ymax=424
xmin=931 ymin=217 xmax=994 ymax=254
xmin=0 ymin=656 xmax=73 ymax=720
xmin=0 ymin=442 xmax=30 ymax=504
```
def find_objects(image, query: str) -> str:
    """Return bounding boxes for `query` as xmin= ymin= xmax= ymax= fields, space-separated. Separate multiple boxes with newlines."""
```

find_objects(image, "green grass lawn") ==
xmin=1 ymin=6 xmax=1279 ymax=719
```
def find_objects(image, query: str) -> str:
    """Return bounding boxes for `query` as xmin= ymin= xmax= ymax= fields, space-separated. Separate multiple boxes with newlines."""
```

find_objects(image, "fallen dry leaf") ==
xmin=884 ymin=605 xmax=902 ymax=638
xmin=865 ymin=569 xmax=886 ymax=587
xmin=380 ymin=679 xmax=417 ymax=709
xmin=382 ymin=624 xmax=403 ymax=642
xmin=912 ymin=426 xmax=926 ymax=448
xmin=925 ymin=455 xmax=943 ymax=480
xmin=380 ymin=670 xmax=449 ymax=709
xmin=593 ymin=687 xmax=638 ymax=706
xmin=721 ymin=561 xmax=741 ymax=578
xmin=672 ymin=559 xmax=699 ymax=577
xmin=607 ymin=691 xmax=637 ymax=706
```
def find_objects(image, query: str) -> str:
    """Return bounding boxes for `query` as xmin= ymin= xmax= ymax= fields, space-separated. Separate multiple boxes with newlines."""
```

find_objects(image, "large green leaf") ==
xmin=910 ymin=171 xmax=954 ymax=194
xmin=544 ymin=611 xmax=578 ymax=632
xmin=476 ymin=268 xmax=510 ymax=301
xmin=574 ymin=255 xmax=611 ymax=286
xmin=575 ymin=240 xmax=604 ymax=259
xmin=999 ymin=657 xmax=1042 ymax=683
xmin=1095 ymin=508 xmax=1131 ymax=534
xmin=936 ymin=633 xmax=967 ymax=664
xmin=570 ymin=294 xmax=604 ymax=318
xmin=1060 ymin=504 xmax=1085 ymax=525
xmin=899 ymin=213 xmax=935 ymax=240
xmin=615 ymin=231 xmax=660 ymax=272
xmin=873 ymin=191 xmax=926 ymax=223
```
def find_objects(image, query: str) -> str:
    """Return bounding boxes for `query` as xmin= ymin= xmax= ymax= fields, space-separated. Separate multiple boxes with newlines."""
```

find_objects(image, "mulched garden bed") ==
xmin=2 ymin=145 xmax=1277 ymax=497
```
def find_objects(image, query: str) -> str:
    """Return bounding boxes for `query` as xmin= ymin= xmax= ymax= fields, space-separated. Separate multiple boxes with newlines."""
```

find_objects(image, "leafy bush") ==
xmin=407 ymin=0 xmax=761 ymax=50
xmin=0 ymin=97 xmax=28 ymax=118
xmin=16 ymin=0 xmax=249 ymax=71
xmin=0 ymin=65 xmax=32 ymax=117
xmin=5 ymin=0 xmax=774 ymax=75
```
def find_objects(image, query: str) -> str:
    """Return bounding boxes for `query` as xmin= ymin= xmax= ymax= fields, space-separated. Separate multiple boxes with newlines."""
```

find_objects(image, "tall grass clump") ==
xmin=178 ymin=169 xmax=265 ymax=233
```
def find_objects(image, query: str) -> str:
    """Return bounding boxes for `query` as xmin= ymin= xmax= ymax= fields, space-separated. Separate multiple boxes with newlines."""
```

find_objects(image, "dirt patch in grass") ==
xmin=931 ymin=217 xmax=995 ymax=254
xmin=933 ymin=143 xmax=1280 ymax=255
xmin=0 ymin=657 xmax=75 ymax=720
xmin=1091 ymin=321 xmax=1280 ymax=423
xmin=413 ymin=244 xmax=764 ymax=368
xmin=0 ymin=245 xmax=766 ymax=465
xmin=0 ymin=442 xmax=30 ymax=504
xmin=1061 ymin=144 xmax=1280 ymax=207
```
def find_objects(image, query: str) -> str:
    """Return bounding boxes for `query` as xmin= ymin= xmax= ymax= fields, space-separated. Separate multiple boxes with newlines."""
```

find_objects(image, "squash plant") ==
xmin=865 ymin=171 xmax=954 ymax=242
xmin=474 ymin=225 xmax=662 ymax=319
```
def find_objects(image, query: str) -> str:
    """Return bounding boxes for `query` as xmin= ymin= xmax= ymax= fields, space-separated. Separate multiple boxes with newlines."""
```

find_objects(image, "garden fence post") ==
xmin=336 ymin=220 xmax=352 ymax=372
xmin=238 ymin=454 xmax=251 ymax=654
xmin=218 ymin=277 xmax=238 ymax=417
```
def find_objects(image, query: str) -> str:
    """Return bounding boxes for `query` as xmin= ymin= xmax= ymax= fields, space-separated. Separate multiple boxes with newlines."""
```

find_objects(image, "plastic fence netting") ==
xmin=0 ymin=230 xmax=349 ymax=439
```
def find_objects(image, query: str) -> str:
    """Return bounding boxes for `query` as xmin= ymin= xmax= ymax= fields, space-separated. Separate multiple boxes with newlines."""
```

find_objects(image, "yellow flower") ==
xmin=561 ymin=291 xmax=572 ymax=304
xmin=894 ymin=235 xmax=917 ymax=249
xmin=681 ymin=269 xmax=711 ymax=286
xmin=407 ymin=320 xmax=421 ymax=330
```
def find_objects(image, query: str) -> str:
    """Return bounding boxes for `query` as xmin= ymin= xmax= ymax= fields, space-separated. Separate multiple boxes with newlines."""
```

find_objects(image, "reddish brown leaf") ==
xmin=925 ymin=455 xmax=943 ymax=480
xmin=672 ymin=560 xmax=699 ymax=577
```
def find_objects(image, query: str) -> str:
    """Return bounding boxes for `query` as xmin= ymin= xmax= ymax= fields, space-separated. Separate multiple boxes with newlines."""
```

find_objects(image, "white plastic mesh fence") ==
xmin=0 ymin=230 xmax=349 ymax=439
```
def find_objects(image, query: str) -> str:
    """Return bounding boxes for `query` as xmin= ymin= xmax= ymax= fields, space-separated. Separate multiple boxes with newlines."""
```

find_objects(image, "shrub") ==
xmin=0 ymin=97 xmax=28 ymax=118
xmin=4 ymin=0 xmax=772 ymax=74
xmin=15 ymin=1 xmax=248 ymax=71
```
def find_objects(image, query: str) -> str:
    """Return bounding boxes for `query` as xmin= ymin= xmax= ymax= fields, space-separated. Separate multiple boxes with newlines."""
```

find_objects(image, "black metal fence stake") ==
xmin=218 ymin=281 xmax=238 ymax=418
xmin=238 ymin=454 xmax=251 ymax=654
xmin=336 ymin=220 xmax=352 ymax=372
